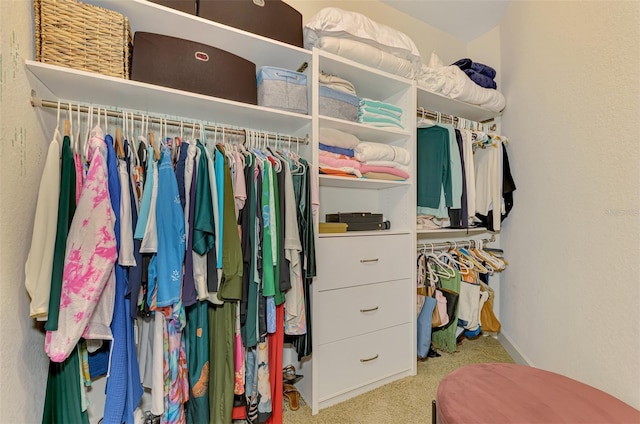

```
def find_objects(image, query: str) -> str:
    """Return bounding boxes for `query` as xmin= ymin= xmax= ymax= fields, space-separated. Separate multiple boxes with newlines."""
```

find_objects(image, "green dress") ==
xmin=431 ymin=268 xmax=461 ymax=353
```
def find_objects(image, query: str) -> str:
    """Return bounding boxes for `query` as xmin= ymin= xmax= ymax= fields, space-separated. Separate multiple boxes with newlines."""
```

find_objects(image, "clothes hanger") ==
xmin=424 ymin=243 xmax=456 ymax=279
xmin=458 ymin=246 xmax=490 ymax=274
xmin=416 ymin=106 xmax=435 ymax=128
xmin=149 ymin=115 xmax=160 ymax=161
xmin=438 ymin=241 xmax=470 ymax=274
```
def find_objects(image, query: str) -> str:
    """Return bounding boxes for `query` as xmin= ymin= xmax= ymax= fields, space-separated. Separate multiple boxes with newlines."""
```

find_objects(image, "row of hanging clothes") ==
xmin=415 ymin=238 xmax=506 ymax=359
xmin=24 ymin=102 xmax=316 ymax=424
xmin=416 ymin=109 xmax=516 ymax=232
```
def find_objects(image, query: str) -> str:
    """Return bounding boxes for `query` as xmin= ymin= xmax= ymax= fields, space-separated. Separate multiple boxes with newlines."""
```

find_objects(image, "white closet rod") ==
xmin=416 ymin=106 xmax=497 ymax=131
xmin=418 ymin=234 xmax=496 ymax=252
xmin=31 ymin=97 xmax=310 ymax=145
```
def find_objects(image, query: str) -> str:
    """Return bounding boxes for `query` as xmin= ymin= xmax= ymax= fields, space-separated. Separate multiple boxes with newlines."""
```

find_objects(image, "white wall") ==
xmin=0 ymin=1 xmax=51 ymax=422
xmin=499 ymin=0 xmax=640 ymax=409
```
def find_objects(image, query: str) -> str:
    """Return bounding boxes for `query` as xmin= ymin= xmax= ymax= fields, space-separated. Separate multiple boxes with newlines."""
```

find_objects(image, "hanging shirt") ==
xmin=283 ymin=164 xmax=305 ymax=335
xmin=45 ymin=129 xmax=117 ymax=363
xmin=44 ymin=135 xmax=77 ymax=332
xmin=148 ymin=147 xmax=186 ymax=308
xmin=103 ymin=134 xmax=143 ymax=424
xmin=474 ymin=137 xmax=503 ymax=231
xmin=25 ymin=129 xmax=62 ymax=320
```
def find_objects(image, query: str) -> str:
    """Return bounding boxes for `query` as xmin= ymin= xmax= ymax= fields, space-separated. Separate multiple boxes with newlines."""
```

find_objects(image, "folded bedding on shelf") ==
xmin=417 ymin=53 xmax=506 ymax=113
xmin=359 ymin=164 xmax=409 ymax=179
xmin=304 ymin=7 xmax=421 ymax=69
xmin=319 ymin=143 xmax=355 ymax=157
xmin=357 ymin=110 xmax=404 ymax=129
xmin=359 ymin=160 xmax=409 ymax=174
xmin=362 ymin=172 xmax=406 ymax=181
xmin=318 ymin=153 xmax=361 ymax=170
xmin=353 ymin=142 xmax=410 ymax=165
xmin=319 ymin=127 xmax=361 ymax=149
xmin=315 ymin=37 xmax=417 ymax=80
xmin=319 ymin=71 xmax=357 ymax=95
xmin=359 ymin=98 xmax=403 ymax=116
xmin=319 ymin=166 xmax=362 ymax=178
xmin=463 ymin=69 xmax=497 ymax=89
xmin=453 ymin=58 xmax=496 ymax=79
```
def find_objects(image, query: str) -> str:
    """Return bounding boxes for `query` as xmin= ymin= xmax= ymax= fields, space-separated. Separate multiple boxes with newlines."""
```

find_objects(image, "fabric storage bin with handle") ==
xmin=319 ymin=85 xmax=359 ymax=122
xmin=198 ymin=0 xmax=303 ymax=48
xmin=130 ymin=32 xmax=257 ymax=104
xmin=34 ymin=0 xmax=132 ymax=79
xmin=257 ymin=67 xmax=308 ymax=114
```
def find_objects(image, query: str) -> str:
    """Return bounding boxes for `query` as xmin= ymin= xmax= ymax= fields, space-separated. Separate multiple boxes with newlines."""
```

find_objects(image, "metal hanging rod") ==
xmin=31 ymin=97 xmax=309 ymax=145
xmin=416 ymin=106 xmax=497 ymax=131
xmin=417 ymin=234 xmax=496 ymax=252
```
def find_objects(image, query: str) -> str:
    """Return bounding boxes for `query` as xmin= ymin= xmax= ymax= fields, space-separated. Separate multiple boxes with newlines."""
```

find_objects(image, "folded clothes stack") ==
xmin=317 ymin=127 xmax=410 ymax=180
xmin=357 ymin=98 xmax=404 ymax=129
xmin=452 ymin=58 xmax=497 ymax=90
xmin=319 ymin=71 xmax=357 ymax=95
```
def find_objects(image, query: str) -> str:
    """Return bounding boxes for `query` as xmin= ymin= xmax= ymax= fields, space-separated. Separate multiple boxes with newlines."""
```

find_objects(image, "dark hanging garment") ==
xmin=183 ymin=156 xmax=198 ymax=306
xmin=448 ymin=129 xmax=468 ymax=229
xmin=45 ymin=135 xmax=76 ymax=332
xmin=42 ymin=347 xmax=89 ymax=424
xmin=276 ymin=167 xmax=291 ymax=294
xmin=125 ymin=141 xmax=143 ymax=319
xmin=287 ymin=158 xmax=316 ymax=360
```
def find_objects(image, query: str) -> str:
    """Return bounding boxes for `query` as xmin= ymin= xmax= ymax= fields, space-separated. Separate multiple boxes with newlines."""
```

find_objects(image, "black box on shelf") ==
xmin=326 ymin=212 xmax=383 ymax=224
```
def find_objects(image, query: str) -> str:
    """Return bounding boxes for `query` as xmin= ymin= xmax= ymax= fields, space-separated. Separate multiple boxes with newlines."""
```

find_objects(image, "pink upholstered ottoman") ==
xmin=435 ymin=363 xmax=640 ymax=424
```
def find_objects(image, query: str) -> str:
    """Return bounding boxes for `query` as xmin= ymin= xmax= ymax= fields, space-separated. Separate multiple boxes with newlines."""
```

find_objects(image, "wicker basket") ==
xmin=34 ymin=0 xmax=132 ymax=79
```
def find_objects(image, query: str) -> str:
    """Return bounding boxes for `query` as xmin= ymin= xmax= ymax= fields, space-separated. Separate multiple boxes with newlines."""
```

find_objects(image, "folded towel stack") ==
xmin=318 ymin=127 xmax=410 ymax=180
xmin=452 ymin=58 xmax=497 ymax=90
xmin=358 ymin=98 xmax=404 ymax=129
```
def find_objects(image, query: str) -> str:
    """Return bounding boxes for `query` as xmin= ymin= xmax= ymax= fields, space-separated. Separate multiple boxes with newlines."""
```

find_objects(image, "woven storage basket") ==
xmin=34 ymin=0 xmax=132 ymax=79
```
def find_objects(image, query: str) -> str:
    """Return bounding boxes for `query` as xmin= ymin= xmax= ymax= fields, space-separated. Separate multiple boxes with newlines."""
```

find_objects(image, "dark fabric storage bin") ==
xmin=147 ymin=0 xmax=197 ymax=15
xmin=130 ymin=32 xmax=257 ymax=105
xmin=198 ymin=0 xmax=303 ymax=47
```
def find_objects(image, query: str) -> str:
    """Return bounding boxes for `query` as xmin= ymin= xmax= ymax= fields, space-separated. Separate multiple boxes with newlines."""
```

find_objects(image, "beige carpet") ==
xmin=282 ymin=335 xmax=514 ymax=424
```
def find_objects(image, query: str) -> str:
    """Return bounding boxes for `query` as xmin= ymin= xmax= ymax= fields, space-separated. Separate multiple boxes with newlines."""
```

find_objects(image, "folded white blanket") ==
xmin=315 ymin=36 xmax=417 ymax=80
xmin=319 ymin=71 xmax=357 ymax=95
xmin=354 ymin=142 xmax=410 ymax=165
xmin=319 ymin=127 xmax=361 ymax=149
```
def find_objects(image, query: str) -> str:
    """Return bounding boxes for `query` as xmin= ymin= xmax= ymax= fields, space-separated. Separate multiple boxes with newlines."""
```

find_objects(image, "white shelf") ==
xmin=26 ymin=61 xmax=311 ymax=136
xmin=417 ymin=87 xmax=500 ymax=122
xmin=317 ymin=50 xmax=412 ymax=102
xmin=319 ymin=230 xmax=411 ymax=238
xmin=319 ymin=175 xmax=410 ymax=189
xmin=84 ymin=0 xmax=311 ymax=71
xmin=417 ymin=227 xmax=494 ymax=236
xmin=319 ymin=116 xmax=410 ymax=144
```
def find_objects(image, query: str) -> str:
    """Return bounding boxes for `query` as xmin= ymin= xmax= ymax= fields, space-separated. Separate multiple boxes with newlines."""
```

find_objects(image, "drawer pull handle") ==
xmin=360 ymin=354 xmax=379 ymax=363
xmin=360 ymin=306 xmax=379 ymax=313
xmin=360 ymin=258 xmax=379 ymax=263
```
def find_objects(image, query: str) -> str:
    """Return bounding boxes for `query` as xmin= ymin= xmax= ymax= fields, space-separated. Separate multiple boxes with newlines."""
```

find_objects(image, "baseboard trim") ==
xmin=497 ymin=332 xmax=532 ymax=366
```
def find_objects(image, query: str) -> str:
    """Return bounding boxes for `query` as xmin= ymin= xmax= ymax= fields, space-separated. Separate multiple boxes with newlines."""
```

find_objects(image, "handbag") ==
xmin=432 ymin=288 xmax=449 ymax=328
xmin=480 ymin=285 xmax=501 ymax=333
xmin=433 ymin=286 xmax=459 ymax=332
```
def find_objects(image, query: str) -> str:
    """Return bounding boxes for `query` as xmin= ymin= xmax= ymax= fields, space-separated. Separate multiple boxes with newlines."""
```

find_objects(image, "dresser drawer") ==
xmin=317 ymin=323 xmax=413 ymax=400
xmin=315 ymin=279 xmax=412 ymax=344
xmin=316 ymin=234 xmax=411 ymax=291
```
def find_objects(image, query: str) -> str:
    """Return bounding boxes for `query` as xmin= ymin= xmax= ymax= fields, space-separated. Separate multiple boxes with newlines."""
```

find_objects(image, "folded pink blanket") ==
xmin=360 ymin=164 xmax=409 ymax=179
